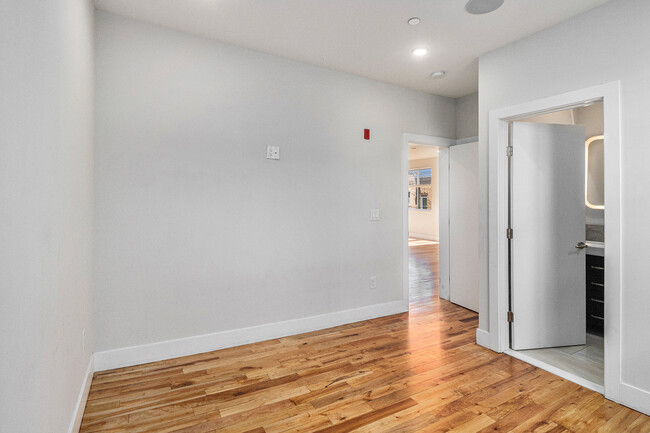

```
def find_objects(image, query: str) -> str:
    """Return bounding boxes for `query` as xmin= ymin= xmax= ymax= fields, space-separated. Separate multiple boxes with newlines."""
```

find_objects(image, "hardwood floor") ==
xmin=408 ymin=238 xmax=439 ymax=306
xmin=80 ymin=241 xmax=650 ymax=432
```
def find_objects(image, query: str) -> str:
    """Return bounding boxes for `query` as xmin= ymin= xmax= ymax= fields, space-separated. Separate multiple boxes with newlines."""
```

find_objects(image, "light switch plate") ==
xmin=369 ymin=209 xmax=380 ymax=221
xmin=266 ymin=146 xmax=280 ymax=160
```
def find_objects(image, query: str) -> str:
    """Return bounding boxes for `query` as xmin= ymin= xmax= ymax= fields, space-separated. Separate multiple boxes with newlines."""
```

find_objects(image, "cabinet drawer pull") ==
xmin=590 ymin=282 xmax=604 ymax=287
xmin=590 ymin=314 xmax=604 ymax=320
xmin=590 ymin=298 xmax=604 ymax=304
xmin=590 ymin=266 xmax=605 ymax=270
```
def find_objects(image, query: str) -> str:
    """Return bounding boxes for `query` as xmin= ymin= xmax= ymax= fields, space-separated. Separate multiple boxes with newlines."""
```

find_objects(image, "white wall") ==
xmin=0 ymin=1 xmax=94 ymax=431
xmin=479 ymin=0 xmax=650 ymax=410
xmin=456 ymin=92 xmax=479 ymax=140
xmin=94 ymin=11 xmax=456 ymax=355
xmin=408 ymin=157 xmax=439 ymax=240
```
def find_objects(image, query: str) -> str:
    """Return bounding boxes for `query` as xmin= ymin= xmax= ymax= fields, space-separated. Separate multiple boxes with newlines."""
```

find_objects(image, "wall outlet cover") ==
xmin=266 ymin=146 xmax=280 ymax=160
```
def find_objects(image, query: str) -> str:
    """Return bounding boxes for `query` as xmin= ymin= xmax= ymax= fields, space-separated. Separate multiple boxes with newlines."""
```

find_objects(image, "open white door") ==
xmin=511 ymin=122 xmax=586 ymax=350
xmin=449 ymin=142 xmax=479 ymax=312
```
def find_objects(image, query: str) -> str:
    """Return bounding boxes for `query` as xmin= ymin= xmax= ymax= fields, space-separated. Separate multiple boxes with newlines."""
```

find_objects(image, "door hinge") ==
xmin=506 ymin=228 xmax=513 ymax=239
xmin=506 ymin=146 xmax=513 ymax=157
xmin=507 ymin=311 xmax=514 ymax=323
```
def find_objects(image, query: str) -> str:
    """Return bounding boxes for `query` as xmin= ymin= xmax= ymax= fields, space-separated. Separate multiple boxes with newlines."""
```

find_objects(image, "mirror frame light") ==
xmin=585 ymin=135 xmax=605 ymax=209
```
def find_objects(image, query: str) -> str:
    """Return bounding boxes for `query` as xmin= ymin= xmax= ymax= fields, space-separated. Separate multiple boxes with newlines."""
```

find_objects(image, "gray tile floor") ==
xmin=517 ymin=333 xmax=604 ymax=386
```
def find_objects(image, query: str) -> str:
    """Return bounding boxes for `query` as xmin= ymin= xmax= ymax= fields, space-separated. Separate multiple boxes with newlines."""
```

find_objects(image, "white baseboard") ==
xmin=476 ymin=328 xmax=490 ymax=348
xmin=68 ymin=356 xmax=94 ymax=433
xmin=94 ymin=300 xmax=407 ymax=372
xmin=505 ymin=349 xmax=604 ymax=394
xmin=408 ymin=234 xmax=439 ymax=242
xmin=619 ymin=382 xmax=650 ymax=415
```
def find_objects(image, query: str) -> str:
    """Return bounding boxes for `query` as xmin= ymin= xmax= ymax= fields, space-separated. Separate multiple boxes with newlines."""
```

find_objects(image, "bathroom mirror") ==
xmin=586 ymin=135 xmax=604 ymax=209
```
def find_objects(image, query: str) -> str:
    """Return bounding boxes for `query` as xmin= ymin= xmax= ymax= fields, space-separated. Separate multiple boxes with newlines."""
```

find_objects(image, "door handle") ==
xmin=575 ymin=242 xmax=588 ymax=249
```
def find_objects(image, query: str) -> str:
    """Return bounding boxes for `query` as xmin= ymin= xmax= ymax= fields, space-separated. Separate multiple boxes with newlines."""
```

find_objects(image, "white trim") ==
xmin=438 ymin=147 xmax=450 ymax=300
xmin=620 ymin=383 xmax=650 ymax=416
xmin=68 ymin=356 xmax=94 ymax=433
xmin=408 ymin=233 xmax=439 ymax=242
xmin=402 ymin=133 xmax=455 ymax=305
xmin=488 ymin=82 xmax=622 ymax=403
xmin=455 ymin=136 xmax=479 ymax=145
xmin=94 ymin=300 xmax=406 ymax=371
xmin=476 ymin=328 xmax=490 ymax=348
xmin=505 ymin=349 xmax=604 ymax=394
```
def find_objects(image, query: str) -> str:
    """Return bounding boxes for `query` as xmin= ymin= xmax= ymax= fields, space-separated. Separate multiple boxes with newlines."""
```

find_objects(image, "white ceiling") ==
xmin=94 ymin=0 xmax=612 ymax=98
xmin=409 ymin=144 xmax=438 ymax=161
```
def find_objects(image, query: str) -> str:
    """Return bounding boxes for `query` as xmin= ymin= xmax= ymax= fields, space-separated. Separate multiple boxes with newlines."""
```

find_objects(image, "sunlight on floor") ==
xmin=408 ymin=238 xmax=439 ymax=247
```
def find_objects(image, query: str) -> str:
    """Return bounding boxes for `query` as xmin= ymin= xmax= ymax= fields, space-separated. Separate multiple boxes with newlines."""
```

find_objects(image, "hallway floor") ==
xmin=79 ymin=242 xmax=649 ymax=432
xmin=408 ymin=238 xmax=439 ymax=306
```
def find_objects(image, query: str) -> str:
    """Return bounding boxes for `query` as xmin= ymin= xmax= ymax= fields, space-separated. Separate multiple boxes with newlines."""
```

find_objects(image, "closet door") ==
xmin=449 ymin=142 xmax=479 ymax=312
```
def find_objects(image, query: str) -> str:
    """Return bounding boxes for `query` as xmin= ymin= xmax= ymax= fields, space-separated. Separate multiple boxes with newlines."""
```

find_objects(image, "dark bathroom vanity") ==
xmin=586 ymin=254 xmax=604 ymax=335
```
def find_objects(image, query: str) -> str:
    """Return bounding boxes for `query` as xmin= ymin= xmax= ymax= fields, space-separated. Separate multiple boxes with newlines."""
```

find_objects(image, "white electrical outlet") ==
xmin=369 ymin=209 xmax=380 ymax=221
xmin=266 ymin=146 xmax=280 ymax=160
xmin=370 ymin=276 xmax=377 ymax=289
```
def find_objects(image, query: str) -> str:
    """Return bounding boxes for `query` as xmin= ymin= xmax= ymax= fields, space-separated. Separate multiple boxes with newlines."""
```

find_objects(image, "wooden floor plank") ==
xmin=80 ymin=242 xmax=650 ymax=432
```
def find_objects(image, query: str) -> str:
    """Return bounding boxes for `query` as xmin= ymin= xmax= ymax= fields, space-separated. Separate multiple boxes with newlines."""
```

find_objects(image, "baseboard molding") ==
xmin=476 ymin=328 xmax=490 ymax=348
xmin=68 ymin=356 xmax=94 ymax=433
xmin=619 ymin=382 xmax=650 ymax=415
xmin=408 ymin=234 xmax=439 ymax=242
xmin=94 ymin=300 xmax=407 ymax=372
xmin=505 ymin=349 xmax=604 ymax=394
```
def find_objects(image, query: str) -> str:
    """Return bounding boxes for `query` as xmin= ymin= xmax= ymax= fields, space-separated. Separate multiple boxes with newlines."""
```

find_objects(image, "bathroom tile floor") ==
xmin=518 ymin=333 xmax=604 ymax=386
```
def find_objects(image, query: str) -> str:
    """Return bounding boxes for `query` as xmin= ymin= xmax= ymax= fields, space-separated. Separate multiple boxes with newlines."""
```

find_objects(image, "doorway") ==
xmin=408 ymin=144 xmax=441 ymax=304
xmin=508 ymin=103 xmax=605 ymax=389
xmin=488 ymin=82 xmax=621 ymax=400
xmin=402 ymin=133 xmax=479 ymax=313
xmin=401 ymin=134 xmax=454 ymax=309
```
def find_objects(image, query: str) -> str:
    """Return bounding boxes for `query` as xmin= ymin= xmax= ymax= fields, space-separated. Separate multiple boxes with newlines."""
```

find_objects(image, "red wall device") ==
xmin=364 ymin=129 xmax=370 ymax=140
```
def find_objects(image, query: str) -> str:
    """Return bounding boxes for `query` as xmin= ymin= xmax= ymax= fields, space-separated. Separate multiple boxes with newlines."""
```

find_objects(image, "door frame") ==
xmin=487 ymin=82 xmax=621 ymax=400
xmin=402 ymin=133 xmax=455 ymax=309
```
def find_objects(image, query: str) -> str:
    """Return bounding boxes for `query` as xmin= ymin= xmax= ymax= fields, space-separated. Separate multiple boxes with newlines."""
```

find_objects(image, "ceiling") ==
xmin=94 ymin=0 xmax=612 ymax=98
xmin=409 ymin=144 xmax=438 ymax=161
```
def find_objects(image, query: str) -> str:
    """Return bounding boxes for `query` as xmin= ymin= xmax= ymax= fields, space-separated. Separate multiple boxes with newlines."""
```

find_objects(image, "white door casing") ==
xmin=402 ymin=134 xmax=455 ymax=307
xmin=488 ymin=82 xmax=625 ymax=407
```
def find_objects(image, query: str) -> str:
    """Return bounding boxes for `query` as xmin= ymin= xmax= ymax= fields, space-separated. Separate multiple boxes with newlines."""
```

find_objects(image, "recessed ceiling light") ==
xmin=431 ymin=71 xmax=446 ymax=79
xmin=408 ymin=17 xmax=421 ymax=26
xmin=412 ymin=47 xmax=429 ymax=56
xmin=466 ymin=0 xmax=504 ymax=15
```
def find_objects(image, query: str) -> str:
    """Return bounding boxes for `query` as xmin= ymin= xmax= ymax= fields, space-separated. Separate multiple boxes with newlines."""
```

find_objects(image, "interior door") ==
xmin=511 ymin=122 xmax=586 ymax=350
xmin=449 ymin=141 xmax=479 ymax=312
